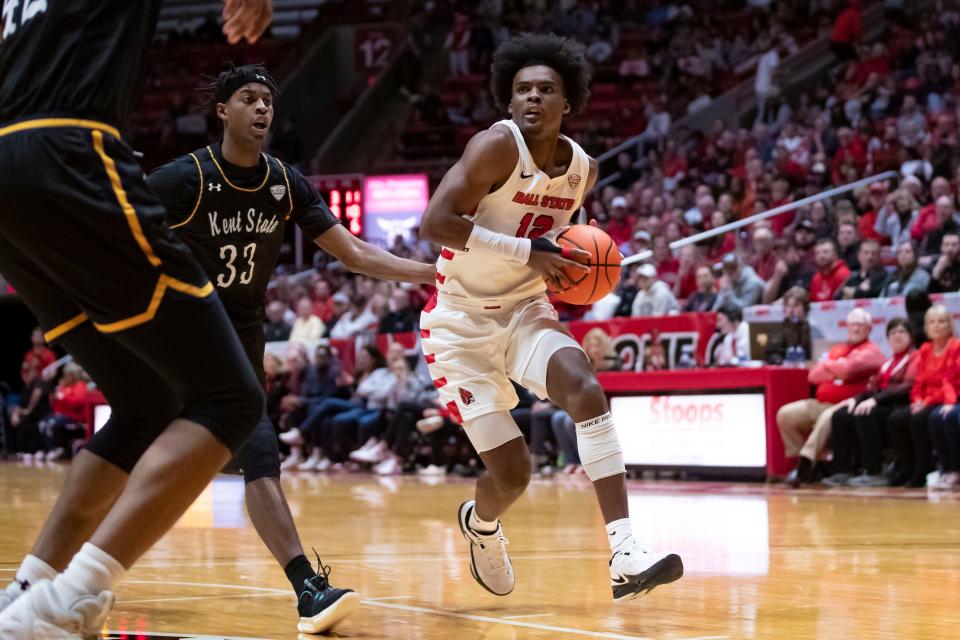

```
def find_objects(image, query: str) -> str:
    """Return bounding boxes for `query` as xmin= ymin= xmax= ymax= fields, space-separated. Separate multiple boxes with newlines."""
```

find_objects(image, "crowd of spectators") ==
xmin=776 ymin=304 xmax=960 ymax=491
xmin=395 ymin=0 xmax=838 ymax=167
xmin=2 ymin=330 xmax=94 ymax=464
xmin=9 ymin=2 xmax=960 ymax=487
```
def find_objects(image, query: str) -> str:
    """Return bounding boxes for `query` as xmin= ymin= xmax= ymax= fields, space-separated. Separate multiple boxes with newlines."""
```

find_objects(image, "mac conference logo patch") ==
xmin=270 ymin=184 xmax=286 ymax=201
xmin=567 ymin=173 xmax=581 ymax=189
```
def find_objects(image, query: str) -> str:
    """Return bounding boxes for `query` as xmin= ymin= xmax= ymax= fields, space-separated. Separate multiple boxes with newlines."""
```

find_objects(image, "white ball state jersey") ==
xmin=436 ymin=119 xmax=591 ymax=303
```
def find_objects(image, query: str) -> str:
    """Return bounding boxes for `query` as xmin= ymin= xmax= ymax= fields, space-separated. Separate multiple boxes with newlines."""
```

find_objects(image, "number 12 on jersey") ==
xmin=217 ymin=242 xmax=256 ymax=288
xmin=515 ymin=212 xmax=553 ymax=239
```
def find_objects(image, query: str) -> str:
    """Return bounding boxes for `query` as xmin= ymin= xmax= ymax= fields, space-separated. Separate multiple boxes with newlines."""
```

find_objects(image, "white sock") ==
xmin=468 ymin=505 xmax=499 ymax=534
xmin=606 ymin=518 xmax=635 ymax=554
xmin=15 ymin=554 xmax=57 ymax=587
xmin=52 ymin=543 xmax=125 ymax=604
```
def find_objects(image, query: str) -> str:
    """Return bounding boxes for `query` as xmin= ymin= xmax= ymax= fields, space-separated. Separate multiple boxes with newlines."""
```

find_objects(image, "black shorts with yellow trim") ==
xmin=0 ymin=118 xmax=214 ymax=341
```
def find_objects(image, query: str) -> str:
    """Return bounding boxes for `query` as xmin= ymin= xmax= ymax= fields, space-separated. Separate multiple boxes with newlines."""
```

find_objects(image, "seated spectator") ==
xmin=824 ymin=317 xmax=918 ymax=487
xmin=928 ymin=232 xmax=960 ymax=292
xmin=859 ymin=181 xmax=888 ymax=241
xmin=38 ymin=363 xmax=90 ymax=462
xmin=289 ymin=298 xmax=325 ymax=344
xmin=606 ymin=196 xmax=636 ymax=247
xmin=683 ymin=265 xmax=719 ymax=313
xmin=779 ymin=308 xmax=884 ymax=487
xmin=715 ymin=253 xmax=764 ymax=309
xmin=919 ymin=196 xmax=960 ymax=257
xmin=751 ymin=227 xmax=778 ymax=281
xmin=263 ymin=352 xmax=289 ymax=433
xmin=875 ymin=189 xmax=919 ymax=247
xmin=312 ymin=280 xmax=335 ymax=324
xmin=379 ymin=288 xmax=418 ymax=334
xmin=294 ymin=345 xmax=389 ymax=471
xmin=631 ymin=264 xmax=678 ymax=317
xmin=22 ymin=327 xmax=56 ymax=374
xmin=886 ymin=305 xmax=960 ymax=488
xmin=582 ymin=328 xmax=620 ymax=372
xmin=347 ymin=355 xmax=426 ymax=466
xmin=880 ymin=240 xmax=930 ymax=297
xmin=910 ymin=177 xmax=953 ymax=243
xmin=279 ymin=344 xmax=341 ymax=470
xmin=329 ymin=295 xmax=378 ymax=339
xmin=763 ymin=241 xmax=815 ymax=303
xmin=263 ymin=300 xmax=292 ymax=342
xmin=809 ymin=238 xmax=851 ymax=302
xmin=11 ymin=362 xmax=50 ymax=462
xmin=836 ymin=221 xmax=861 ymax=270
xmin=836 ymin=239 xmax=885 ymax=299
xmin=714 ymin=303 xmax=750 ymax=366
xmin=764 ymin=287 xmax=824 ymax=364
xmin=672 ymin=245 xmax=701 ymax=300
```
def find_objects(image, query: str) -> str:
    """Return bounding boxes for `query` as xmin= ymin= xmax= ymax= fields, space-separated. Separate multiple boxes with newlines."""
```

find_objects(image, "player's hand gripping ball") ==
xmin=546 ymin=224 xmax=623 ymax=305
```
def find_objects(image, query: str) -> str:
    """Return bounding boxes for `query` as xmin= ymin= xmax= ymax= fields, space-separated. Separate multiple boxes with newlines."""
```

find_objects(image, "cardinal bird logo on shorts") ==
xmin=567 ymin=174 xmax=582 ymax=190
xmin=270 ymin=185 xmax=287 ymax=201
xmin=459 ymin=387 xmax=476 ymax=406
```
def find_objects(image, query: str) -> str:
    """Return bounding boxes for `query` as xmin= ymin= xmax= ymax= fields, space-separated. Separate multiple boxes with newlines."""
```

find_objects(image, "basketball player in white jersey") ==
xmin=418 ymin=33 xmax=683 ymax=601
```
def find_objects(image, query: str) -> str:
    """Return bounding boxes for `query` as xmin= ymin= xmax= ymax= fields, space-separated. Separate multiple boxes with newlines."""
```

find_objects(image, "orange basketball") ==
xmin=547 ymin=224 xmax=623 ymax=305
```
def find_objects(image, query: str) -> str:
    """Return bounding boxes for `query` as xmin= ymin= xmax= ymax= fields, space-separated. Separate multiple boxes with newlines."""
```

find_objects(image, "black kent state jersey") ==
xmin=147 ymin=144 xmax=339 ymax=330
xmin=0 ymin=0 xmax=161 ymax=126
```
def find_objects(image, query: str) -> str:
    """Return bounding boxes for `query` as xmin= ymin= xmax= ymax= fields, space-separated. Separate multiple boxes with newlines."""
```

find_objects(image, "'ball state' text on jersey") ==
xmin=437 ymin=119 xmax=590 ymax=303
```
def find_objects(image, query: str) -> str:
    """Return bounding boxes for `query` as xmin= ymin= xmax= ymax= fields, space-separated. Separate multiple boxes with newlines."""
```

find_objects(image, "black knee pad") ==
xmin=225 ymin=413 xmax=280 ymax=483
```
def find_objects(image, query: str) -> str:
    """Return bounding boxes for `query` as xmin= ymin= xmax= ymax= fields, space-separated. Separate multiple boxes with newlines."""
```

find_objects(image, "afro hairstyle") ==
xmin=490 ymin=32 xmax=592 ymax=117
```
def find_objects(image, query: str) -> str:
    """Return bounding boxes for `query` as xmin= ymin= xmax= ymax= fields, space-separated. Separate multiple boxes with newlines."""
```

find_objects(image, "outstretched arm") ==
xmin=314 ymin=224 xmax=435 ymax=285
xmin=222 ymin=0 xmax=273 ymax=44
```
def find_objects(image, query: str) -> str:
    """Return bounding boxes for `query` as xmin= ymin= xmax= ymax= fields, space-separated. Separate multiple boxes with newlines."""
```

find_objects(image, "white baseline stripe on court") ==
xmin=105 ymin=632 xmax=269 ymax=640
xmin=122 ymin=579 xmax=653 ymax=640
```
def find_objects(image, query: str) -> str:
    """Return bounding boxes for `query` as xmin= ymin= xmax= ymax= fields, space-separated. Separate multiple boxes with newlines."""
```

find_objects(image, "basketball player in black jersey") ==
xmin=145 ymin=64 xmax=433 ymax=632
xmin=0 ymin=1 xmax=274 ymax=638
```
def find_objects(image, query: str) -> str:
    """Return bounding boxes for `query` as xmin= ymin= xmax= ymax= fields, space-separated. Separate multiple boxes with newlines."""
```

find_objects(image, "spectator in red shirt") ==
xmin=832 ymin=127 xmax=867 ymax=182
xmin=868 ymin=124 xmax=902 ymax=175
xmin=750 ymin=226 xmax=778 ymax=281
xmin=652 ymin=236 xmax=679 ymax=289
xmin=909 ymin=176 xmax=953 ymax=242
xmin=809 ymin=238 xmax=852 ymax=302
xmin=311 ymin=280 xmax=335 ymax=324
xmin=859 ymin=181 xmax=888 ymax=242
xmin=672 ymin=245 xmax=702 ymax=301
xmin=22 ymin=327 xmax=56 ymax=377
xmin=830 ymin=0 xmax=862 ymax=62
xmin=888 ymin=305 xmax=960 ymax=487
xmin=39 ymin=362 xmax=90 ymax=462
xmin=606 ymin=196 xmax=636 ymax=247
xmin=445 ymin=13 xmax=472 ymax=78
xmin=779 ymin=308 xmax=884 ymax=486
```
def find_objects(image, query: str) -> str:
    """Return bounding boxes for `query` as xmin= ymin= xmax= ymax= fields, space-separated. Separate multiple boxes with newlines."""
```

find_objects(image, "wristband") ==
xmin=531 ymin=237 xmax=562 ymax=255
xmin=466 ymin=224 xmax=532 ymax=264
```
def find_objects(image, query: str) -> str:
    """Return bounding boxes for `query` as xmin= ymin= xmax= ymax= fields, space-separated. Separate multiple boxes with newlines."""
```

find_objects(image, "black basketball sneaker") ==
xmin=297 ymin=553 xmax=360 ymax=634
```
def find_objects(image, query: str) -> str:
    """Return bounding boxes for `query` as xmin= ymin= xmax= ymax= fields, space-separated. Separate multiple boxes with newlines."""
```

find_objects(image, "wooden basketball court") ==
xmin=2 ymin=462 xmax=959 ymax=639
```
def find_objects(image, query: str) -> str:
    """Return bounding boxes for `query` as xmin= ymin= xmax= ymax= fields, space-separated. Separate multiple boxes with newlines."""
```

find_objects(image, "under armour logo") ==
xmin=208 ymin=183 xmax=222 ymax=192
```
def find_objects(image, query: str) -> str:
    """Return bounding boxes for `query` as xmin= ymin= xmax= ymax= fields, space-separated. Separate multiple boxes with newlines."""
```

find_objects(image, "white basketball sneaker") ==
xmin=0 ymin=579 xmax=114 ymax=639
xmin=609 ymin=542 xmax=683 ymax=602
xmin=457 ymin=500 xmax=515 ymax=596
xmin=0 ymin=579 xmax=27 ymax=614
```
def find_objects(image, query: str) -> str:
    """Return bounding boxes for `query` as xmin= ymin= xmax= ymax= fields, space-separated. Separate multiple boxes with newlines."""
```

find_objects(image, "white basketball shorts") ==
xmin=419 ymin=293 xmax=582 ymax=425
